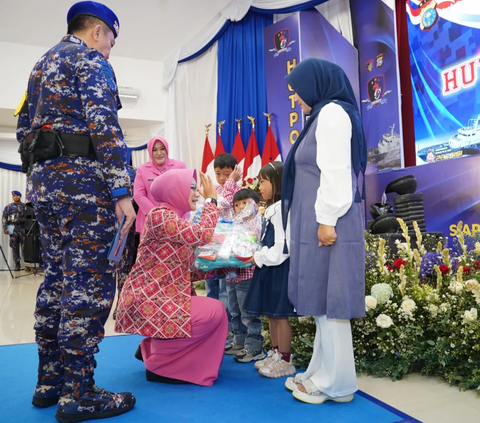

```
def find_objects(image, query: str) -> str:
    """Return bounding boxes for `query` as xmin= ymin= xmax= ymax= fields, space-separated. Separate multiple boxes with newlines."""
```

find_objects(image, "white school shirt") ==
xmin=314 ymin=102 xmax=353 ymax=227
xmin=254 ymin=200 xmax=290 ymax=268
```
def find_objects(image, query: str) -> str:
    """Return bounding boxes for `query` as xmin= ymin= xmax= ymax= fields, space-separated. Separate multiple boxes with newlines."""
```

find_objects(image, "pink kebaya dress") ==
xmin=115 ymin=169 xmax=227 ymax=386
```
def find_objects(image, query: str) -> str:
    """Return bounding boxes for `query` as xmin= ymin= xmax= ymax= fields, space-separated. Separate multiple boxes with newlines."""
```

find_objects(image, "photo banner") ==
xmin=263 ymin=9 xmax=359 ymax=159
xmin=406 ymin=0 xmax=480 ymax=165
xmin=351 ymin=0 xmax=404 ymax=174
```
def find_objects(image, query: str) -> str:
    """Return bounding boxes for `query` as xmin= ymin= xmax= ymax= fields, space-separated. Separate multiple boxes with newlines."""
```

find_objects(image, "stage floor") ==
xmin=1 ymin=270 xmax=479 ymax=422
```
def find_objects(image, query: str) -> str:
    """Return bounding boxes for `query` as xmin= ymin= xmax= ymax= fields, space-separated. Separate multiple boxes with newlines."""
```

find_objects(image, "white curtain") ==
xmin=165 ymin=43 xmax=218 ymax=171
xmin=316 ymin=0 xmax=353 ymax=45
xmin=0 ymin=139 xmax=22 ymax=167
xmin=0 ymin=168 xmax=26 ymax=270
xmin=163 ymin=0 xmax=335 ymax=88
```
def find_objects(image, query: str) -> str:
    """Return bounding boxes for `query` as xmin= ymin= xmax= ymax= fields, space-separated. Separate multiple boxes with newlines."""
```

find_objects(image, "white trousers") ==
xmin=300 ymin=315 xmax=357 ymax=398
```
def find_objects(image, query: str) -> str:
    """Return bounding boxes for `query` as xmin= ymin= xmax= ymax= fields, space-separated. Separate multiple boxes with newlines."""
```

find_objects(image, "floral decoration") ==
xmin=241 ymin=176 xmax=261 ymax=195
xmin=263 ymin=219 xmax=480 ymax=393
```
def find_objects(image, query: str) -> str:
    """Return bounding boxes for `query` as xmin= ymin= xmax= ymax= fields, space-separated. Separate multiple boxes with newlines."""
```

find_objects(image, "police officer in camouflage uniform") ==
xmin=2 ymin=190 xmax=25 ymax=271
xmin=16 ymin=2 xmax=136 ymax=421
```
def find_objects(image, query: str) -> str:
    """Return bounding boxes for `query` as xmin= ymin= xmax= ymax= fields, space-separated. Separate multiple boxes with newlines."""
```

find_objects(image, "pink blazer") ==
xmin=134 ymin=137 xmax=186 ymax=233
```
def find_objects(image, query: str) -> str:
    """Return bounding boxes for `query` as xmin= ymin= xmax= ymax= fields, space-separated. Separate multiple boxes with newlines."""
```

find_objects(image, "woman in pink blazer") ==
xmin=134 ymin=136 xmax=186 ymax=233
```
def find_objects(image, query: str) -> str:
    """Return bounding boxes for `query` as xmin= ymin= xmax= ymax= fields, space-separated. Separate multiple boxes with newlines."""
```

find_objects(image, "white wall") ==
xmin=0 ymin=41 xmax=166 ymax=124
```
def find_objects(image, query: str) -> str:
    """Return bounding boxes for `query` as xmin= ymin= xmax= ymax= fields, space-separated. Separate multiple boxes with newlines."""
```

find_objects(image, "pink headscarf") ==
xmin=151 ymin=168 xmax=197 ymax=217
xmin=147 ymin=136 xmax=174 ymax=172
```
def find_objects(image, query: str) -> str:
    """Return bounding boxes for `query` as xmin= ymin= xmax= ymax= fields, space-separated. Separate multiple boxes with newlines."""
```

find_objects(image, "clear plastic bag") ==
xmin=195 ymin=199 xmax=261 ymax=270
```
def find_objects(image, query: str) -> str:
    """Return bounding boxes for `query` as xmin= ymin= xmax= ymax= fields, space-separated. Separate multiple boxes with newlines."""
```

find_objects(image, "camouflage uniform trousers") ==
xmin=33 ymin=201 xmax=117 ymax=398
xmin=9 ymin=224 xmax=25 ymax=266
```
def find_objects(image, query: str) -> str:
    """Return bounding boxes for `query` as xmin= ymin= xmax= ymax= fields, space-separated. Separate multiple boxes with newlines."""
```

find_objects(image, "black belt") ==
xmin=41 ymin=131 xmax=97 ymax=160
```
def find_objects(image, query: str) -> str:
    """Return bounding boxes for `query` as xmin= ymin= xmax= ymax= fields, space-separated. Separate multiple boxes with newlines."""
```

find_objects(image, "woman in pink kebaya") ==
xmin=115 ymin=169 xmax=228 ymax=386
xmin=134 ymin=136 xmax=186 ymax=234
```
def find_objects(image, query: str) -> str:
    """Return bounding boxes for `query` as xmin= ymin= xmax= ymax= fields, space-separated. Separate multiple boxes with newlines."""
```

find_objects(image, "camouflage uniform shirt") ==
xmin=16 ymin=34 xmax=131 ymax=207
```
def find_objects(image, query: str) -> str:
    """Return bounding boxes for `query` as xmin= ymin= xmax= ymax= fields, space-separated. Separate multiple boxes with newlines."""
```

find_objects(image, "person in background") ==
xmin=2 ymin=190 xmax=25 ymax=271
xmin=282 ymin=58 xmax=366 ymax=404
xmin=134 ymin=136 xmax=186 ymax=235
xmin=244 ymin=161 xmax=297 ymax=378
xmin=16 ymin=2 xmax=136 ymax=421
xmin=115 ymin=170 xmax=227 ymax=386
xmin=223 ymin=189 xmax=264 ymax=363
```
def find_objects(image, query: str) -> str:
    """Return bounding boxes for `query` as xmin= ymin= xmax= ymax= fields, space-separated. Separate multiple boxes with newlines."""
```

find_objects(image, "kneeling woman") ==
xmin=115 ymin=169 xmax=227 ymax=386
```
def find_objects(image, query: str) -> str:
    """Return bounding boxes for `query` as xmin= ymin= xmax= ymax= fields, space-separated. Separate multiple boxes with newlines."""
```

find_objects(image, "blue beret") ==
xmin=12 ymin=191 xmax=22 ymax=196
xmin=67 ymin=1 xmax=120 ymax=38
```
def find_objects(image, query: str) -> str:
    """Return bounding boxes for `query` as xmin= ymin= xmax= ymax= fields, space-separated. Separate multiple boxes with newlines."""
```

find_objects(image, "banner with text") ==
xmin=263 ymin=9 xmax=360 ymax=159
xmin=406 ymin=0 xmax=480 ymax=165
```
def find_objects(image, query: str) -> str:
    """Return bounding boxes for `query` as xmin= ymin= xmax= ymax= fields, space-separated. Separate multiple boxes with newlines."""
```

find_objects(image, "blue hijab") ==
xmin=281 ymin=58 xmax=367 ymax=252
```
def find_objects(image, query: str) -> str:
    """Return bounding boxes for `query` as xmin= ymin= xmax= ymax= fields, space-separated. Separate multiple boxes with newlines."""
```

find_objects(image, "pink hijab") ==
xmin=148 ymin=136 xmax=176 ymax=172
xmin=151 ymin=169 xmax=197 ymax=217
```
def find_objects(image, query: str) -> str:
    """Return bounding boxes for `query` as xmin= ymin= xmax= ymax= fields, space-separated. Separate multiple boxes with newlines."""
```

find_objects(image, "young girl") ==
xmin=243 ymin=161 xmax=296 ymax=377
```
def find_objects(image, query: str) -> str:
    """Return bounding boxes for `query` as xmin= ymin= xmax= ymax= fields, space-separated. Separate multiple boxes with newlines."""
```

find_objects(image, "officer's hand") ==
xmin=3 ymin=229 xmax=9 ymax=235
xmin=115 ymin=197 xmax=136 ymax=240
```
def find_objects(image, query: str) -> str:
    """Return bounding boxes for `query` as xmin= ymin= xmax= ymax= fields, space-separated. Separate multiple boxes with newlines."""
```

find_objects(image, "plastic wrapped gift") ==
xmin=195 ymin=199 xmax=261 ymax=270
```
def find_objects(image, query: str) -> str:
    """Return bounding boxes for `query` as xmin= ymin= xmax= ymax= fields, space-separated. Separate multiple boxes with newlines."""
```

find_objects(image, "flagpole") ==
xmin=218 ymin=120 xmax=225 ymax=136
xmin=235 ymin=118 xmax=243 ymax=132
xmin=263 ymin=112 xmax=272 ymax=127
xmin=247 ymin=115 xmax=255 ymax=131
xmin=205 ymin=123 xmax=211 ymax=136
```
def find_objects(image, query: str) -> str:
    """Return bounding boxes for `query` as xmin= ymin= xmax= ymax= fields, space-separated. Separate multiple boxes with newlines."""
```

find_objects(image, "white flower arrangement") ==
xmin=352 ymin=219 xmax=480 ymax=391
xmin=376 ymin=313 xmax=393 ymax=328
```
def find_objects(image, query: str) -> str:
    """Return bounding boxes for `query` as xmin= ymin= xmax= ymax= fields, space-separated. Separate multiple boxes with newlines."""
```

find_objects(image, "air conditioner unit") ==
xmin=118 ymin=86 xmax=141 ymax=99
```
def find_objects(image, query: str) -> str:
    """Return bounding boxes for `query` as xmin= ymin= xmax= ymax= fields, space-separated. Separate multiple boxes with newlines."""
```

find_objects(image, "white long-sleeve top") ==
xmin=314 ymin=102 xmax=353 ymax=226
xmin=254 ymin=201 xmax=290 ymax=268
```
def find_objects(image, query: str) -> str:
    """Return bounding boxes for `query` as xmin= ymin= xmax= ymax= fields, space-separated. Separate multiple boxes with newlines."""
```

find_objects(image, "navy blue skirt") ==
xmin=244 ymin=221 xmax=297 ymax=318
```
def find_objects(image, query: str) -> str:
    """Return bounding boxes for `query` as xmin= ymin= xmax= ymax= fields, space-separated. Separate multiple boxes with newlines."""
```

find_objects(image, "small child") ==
xmin=244 ymin=161 xmax=297 ymax=377
xmin=224 ymin=189 xmax=265 ymax=363
xmin=206 ymin=154 xmax=242 ymax=326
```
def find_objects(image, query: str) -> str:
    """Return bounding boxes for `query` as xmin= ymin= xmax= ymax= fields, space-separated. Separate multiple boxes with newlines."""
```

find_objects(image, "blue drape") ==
xmin=0 ymin=162 xmax=21 ymax=171
xmin=217 ymin=11 xmax=273 ymax=154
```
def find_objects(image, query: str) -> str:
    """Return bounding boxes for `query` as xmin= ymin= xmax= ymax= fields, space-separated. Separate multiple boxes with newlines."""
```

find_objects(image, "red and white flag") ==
xmin=231 ymin=129 xmax=245 ymax=171
xmin=244 ymin=129 xmax=261 ymax=179
xmin=215 ymin=133 xmax=226 ymax=156
xmin=201 ymin=134 xmax=215 ymax=179
xmin=262 ymin=125 xmax=281 ymax=166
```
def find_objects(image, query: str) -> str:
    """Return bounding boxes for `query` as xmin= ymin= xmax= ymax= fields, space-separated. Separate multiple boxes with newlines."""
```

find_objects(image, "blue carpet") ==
xmin=0 ymin=335 xmax=421 ymax=423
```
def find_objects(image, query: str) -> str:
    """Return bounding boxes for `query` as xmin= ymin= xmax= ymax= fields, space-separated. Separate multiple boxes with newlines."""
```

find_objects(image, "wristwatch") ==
xmin=205 ymin=197 xmax=218 ymax=206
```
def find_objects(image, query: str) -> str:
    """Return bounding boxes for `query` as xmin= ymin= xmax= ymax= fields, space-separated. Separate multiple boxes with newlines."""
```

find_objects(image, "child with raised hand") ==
xmin=243 ymin=161 xmax=297 ymax=378
xmin=206 ymin=154 xmax=242 ymax=333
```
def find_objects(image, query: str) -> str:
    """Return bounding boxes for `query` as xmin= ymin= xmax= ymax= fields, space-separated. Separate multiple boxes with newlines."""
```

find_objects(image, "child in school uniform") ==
xmin=244 ymin=161 xmax=297 ymax=377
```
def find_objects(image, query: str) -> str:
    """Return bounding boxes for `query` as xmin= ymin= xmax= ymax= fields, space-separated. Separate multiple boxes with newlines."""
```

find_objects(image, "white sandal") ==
xmin=284 ymin=373 xmax=303 ymax=391
xmin=292 ymin=379 xmax=354 ymax=405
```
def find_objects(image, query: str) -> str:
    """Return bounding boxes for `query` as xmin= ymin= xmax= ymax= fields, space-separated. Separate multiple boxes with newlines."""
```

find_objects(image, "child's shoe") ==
xmin=254 ymin=349 xmax=278 ymax=370
xmin=259 ymin=357 xmax=296 ymax=378
xmin=233 ymin=349 xmax=265 ymax=363
xmin=224 ymin=342 xmax=244 ymax=355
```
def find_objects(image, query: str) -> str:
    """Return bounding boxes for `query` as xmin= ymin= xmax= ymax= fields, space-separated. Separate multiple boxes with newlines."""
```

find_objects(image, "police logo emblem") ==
xmin=366 ymin=59 xmax=374 ymax=72
xmin=377 ymin=53 xmax=384 ymax=68
xmin=367 ymin=76 xmax=385 ymax=103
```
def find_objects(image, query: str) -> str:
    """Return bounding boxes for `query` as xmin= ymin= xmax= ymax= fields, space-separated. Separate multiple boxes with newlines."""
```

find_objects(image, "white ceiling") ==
xmin=0 ymin=0 xmax=231 ymax=62
xmin=0 ymin=0 xmax=232 ymax=131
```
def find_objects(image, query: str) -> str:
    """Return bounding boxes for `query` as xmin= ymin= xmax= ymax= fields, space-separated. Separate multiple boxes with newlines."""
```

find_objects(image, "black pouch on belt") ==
xmin=19 ymin=128 xmax=95 ymax=174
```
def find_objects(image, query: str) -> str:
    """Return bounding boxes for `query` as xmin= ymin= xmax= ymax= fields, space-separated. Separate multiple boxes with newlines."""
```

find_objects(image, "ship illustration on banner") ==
xmin=269 ymin=28 xmax=296 ymax=57
xmin=367 ymin=124 xmax=402 ymax=170
xmin=417 ymin=115 xmax=480 ymax=163
xmin=405 ymin=0 xmax=480 ymax=32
